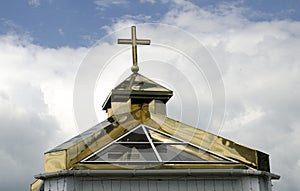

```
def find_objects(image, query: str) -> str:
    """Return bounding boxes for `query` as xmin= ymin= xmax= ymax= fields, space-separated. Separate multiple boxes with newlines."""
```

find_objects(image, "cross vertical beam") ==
xmin=118 ymin=26 xmax=151 ymax=73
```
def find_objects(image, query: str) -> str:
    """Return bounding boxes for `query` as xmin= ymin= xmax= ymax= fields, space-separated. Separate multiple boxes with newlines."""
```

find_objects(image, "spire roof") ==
xmin=102 ymin=73 xmax=173 ymax=110
xmin=114 ymin=73 xmax=171 ymax=92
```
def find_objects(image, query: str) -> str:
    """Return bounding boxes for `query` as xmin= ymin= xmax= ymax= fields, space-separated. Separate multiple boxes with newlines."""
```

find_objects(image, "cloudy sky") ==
xmin=1 ymin=0 xmax=300 ymax=190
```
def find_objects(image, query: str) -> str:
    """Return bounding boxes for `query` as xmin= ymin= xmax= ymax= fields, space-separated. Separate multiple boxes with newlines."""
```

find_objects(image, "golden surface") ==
xmin=148 ymin=112 xmax=259 ymax=169
xmin=67 ymin=119 xmax=139 ymax=168
xmin=43 ymin=108 xmax=263 ymax=172
xmin=149 ymin=100 xmax=166 ymax=115
xmin=44 ymin=150 xmax=66 ymax=173
xmin=102 ymin=73 xmax=173 ymax=112
xmin=44 ymin=116 xmax=140 ymax=172
xmin=30 ymin=179 xmax=43 ymax=191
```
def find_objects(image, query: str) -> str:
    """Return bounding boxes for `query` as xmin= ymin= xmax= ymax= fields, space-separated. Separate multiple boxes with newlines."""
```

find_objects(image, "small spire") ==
xmin=118 ymin=26 xmax=151 ymax=73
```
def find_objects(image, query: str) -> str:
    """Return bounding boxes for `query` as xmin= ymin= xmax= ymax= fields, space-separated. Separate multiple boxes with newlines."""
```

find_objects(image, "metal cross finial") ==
xmin=118 ymin=26 xmax=151 ymax=73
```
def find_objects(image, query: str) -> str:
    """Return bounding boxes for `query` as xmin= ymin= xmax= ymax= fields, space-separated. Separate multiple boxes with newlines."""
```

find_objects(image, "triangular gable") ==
xmin=44 ymin=112 xmax=270 ymax=172
xmin=81 ymin=124 xmax=237 ymax=165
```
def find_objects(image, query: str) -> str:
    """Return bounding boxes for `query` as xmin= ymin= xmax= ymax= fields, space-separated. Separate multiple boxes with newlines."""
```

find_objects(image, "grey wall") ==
xmin=43 ymin=175 xmax=272 ymax=191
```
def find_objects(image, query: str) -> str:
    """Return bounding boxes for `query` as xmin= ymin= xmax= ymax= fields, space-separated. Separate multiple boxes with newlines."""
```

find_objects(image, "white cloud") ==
xmin=1 ymin=1 xmax=300 ymax=190
xmin=1 ymin=19 xmax=32 ymax=42
xmin=116 ymin=14 xmax=153 ymax=22
xmin=140 ymin=0 xmax=156 ymax=3
xmin=0 ymin=34 xmax=88 ymax=189
xmin=28 ymin=0 xmax=41 ymax=7
xmin=94 ymin=0 xmax=129 ymax=10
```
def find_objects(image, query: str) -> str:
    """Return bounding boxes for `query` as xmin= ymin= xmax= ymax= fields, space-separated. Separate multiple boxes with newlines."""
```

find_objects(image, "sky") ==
xmin=0 ymin=0 xmax=300 ymax=190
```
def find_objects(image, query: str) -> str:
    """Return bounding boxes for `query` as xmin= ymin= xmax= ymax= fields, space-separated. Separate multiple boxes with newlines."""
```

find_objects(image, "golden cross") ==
xmin=118 ymin=26 xmax=151 ymax=73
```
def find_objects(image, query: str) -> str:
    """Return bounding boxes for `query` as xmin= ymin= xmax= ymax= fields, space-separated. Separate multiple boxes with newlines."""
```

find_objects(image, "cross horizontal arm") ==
xmin=117 ymin=26 xmax=151 ymax=73
xmin=118 ymin=39 xmax=151 ymax=45
xmin=136 ymin=39 xmax=151 ymax=45
xmin=118 ymin=39 xmax=132 ymax=44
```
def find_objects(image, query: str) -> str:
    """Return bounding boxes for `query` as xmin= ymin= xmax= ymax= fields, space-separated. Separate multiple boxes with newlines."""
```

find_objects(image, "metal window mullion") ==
xmin=80 ymin=161 xmax=234 ymax=164
xmin=117 ymin=142 xmax=150 ymax=144
xmin=141 ymin=125 xmax=163 ymax=162
xmin=153 ymin=142 xmax=188 ymax=145
xmin=82 ymin=124 xmax=143 ymax=162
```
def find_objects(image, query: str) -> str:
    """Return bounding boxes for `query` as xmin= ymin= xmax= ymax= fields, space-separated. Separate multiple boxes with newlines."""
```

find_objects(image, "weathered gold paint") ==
xmin=44 ymin=150 xmax=66 ymax=172
xmin=67 ymin=120 xmax=139 ymax=168
xmin=130 ymin=103 xmax=150 ymax=123
xmin=149 ymin=112 xmax=260 ymax=169
xmin=43 ymin=110 xmax=264 ymax=173
xmin=149 ymin=99 xmax=166 ymax=115
xmin=43 ymin=117 xmax=141 ymax=172
xmin=30 ymin=179 xmax=43 ymax=191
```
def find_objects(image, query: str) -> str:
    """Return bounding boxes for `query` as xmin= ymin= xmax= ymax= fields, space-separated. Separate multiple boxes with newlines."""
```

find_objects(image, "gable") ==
xmin=81 ymin=124 xmax=237 ymax=166
xmin=44 ymin=112 xmax=270 ymax=172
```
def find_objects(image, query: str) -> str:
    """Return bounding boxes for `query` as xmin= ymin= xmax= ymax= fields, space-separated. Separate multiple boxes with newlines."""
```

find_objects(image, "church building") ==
xmin=31 ymin=26 xmax=279 ymax=191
